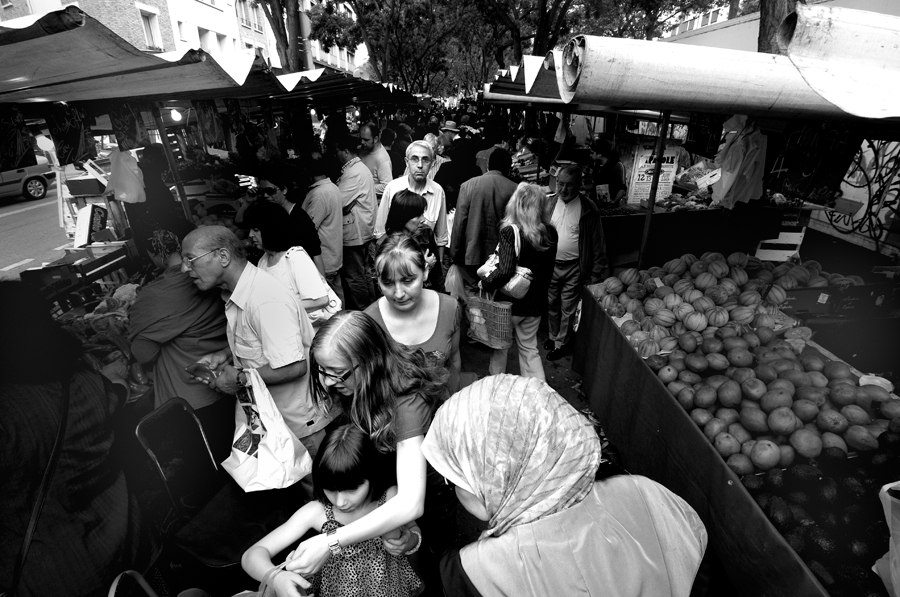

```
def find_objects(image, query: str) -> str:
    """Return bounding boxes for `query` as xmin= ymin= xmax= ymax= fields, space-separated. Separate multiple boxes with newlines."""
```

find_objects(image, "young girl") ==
xmin=242 ymin=424 xmax=423 ymax=597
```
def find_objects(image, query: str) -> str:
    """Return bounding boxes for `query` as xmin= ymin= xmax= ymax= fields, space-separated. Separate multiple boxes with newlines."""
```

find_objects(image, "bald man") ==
xmin=358 ymin=122 xmax=392 ymax=199
xmin=182 ymin=225 xmax=339 ymax=459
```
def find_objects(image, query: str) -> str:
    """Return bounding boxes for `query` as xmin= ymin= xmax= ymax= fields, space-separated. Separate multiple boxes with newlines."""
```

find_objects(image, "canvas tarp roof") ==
xmin=0 ymin=6 xmax=415 ymax=106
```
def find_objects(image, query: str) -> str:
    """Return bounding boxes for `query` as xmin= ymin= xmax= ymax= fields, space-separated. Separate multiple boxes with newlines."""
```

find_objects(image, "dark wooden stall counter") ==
xmin=572 ymin=290 xmax=828 ymax=597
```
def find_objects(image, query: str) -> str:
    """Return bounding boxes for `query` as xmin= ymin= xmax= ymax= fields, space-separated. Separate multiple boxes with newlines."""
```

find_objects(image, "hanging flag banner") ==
xmin=46 ymin=103 xmax=98 ymax=166
xmin=108 ymin=101 xmax=149 ymax=151
xmin=0 ymin=105 xmax=37 ymax=171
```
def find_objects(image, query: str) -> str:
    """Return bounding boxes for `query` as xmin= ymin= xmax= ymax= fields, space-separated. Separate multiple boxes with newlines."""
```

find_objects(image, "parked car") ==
xmin=0 ymin=156 xmax=55 ymax=200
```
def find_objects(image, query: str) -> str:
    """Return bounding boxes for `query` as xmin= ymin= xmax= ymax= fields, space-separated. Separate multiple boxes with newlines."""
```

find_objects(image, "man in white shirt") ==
xmin=358 ymin=123 xmax=393 ymax=200
xmin=375 ymin=140 xmax=449 ymax=264
xmin=545 ymin=165 xmax=596 ymax=361
xmin=335 ymin=134 xmax=377 ymax=310
xmin=302 ymin=151 xmax=344 ymax=301
xmin=182 ymin=225 xmax=338 ymax=459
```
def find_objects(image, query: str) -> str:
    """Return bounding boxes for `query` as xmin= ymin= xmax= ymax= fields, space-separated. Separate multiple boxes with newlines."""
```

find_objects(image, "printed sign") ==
xmin=628 ymin=146 xmax=679 ymax=205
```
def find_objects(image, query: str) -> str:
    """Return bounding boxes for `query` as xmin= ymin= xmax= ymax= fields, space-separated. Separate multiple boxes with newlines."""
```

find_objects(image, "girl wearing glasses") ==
xmin=286 ymin=311 xmax=455 ymax=596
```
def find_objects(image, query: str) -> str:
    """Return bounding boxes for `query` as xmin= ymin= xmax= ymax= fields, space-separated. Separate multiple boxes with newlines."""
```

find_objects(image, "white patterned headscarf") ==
xmin=422 ymin=374 xmax=602 ymax=538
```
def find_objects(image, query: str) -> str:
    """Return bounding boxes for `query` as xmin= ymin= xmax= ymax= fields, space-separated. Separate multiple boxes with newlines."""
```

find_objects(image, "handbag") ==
xmin=465 ymin=289 xmax=513 ymax=350
xmin=2 ymin=376 xmax=70 ymax=597
xmin=221 ymin=369 xmax=313 ymax=492
xmin=476 ymin=224 xmax=533 ymax=300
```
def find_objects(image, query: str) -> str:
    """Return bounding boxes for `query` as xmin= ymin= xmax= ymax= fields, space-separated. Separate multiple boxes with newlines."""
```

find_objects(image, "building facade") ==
xmin=1 ymin=0 xmax=358 ymax=73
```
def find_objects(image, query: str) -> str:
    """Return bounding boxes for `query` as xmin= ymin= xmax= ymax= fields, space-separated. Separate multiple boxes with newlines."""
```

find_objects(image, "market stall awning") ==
xmin=275 ymin=71 xmax=419 ymax=106
xmin=779 ymin=3 xmax=900 ymax=120
xmin=483 ymin=51 xmax=691 ymax=124
xmin=0 ymin=6 xmax=282 ymax=104
xmin=483 ymin=6 xmax=900 ymax=122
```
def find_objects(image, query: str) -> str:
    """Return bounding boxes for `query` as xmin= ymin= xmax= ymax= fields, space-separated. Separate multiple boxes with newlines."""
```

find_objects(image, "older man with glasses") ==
xmin=373 ymin=140 xmax=449 ymax=265
xmin=182 ymin=225 xmax=340 ymax=461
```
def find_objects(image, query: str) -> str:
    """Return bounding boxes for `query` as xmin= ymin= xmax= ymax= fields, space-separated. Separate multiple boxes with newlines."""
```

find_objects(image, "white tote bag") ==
xmin=222 ymin=369 xmax=312 ymax=492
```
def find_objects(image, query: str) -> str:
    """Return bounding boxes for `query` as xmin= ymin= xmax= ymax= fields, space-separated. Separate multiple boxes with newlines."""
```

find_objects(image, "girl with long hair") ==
xmin=366 ymin=233 xmax=461 ymax=393
xmin=480 ymin=182 xmax=558 ymax=380
xmin=286 ymin=312 xmax=455 ymax=595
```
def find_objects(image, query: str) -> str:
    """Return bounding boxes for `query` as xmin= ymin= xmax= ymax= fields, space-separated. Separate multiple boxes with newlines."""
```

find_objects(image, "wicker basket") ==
xmin=466 ymin=291 xmax=513 ymax=350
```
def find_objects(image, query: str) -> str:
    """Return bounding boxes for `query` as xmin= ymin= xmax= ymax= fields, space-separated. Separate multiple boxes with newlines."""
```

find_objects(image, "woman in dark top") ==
xmin=480 ymin=182 xmax=557 ymax=381
xmin=0 ymin=281 xmax=154 ymax=597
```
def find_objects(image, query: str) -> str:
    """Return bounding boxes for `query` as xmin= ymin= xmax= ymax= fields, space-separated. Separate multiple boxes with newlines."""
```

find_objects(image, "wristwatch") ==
xmin=326 ymin=529 xmax=342 ymax=557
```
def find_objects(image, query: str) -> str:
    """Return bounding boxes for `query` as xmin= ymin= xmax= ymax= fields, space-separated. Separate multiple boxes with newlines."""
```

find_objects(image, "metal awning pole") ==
xmin=637 ymin=109 xmax=671 ymax=270
xmin=151 ymin=102 xmax=193 ymax=221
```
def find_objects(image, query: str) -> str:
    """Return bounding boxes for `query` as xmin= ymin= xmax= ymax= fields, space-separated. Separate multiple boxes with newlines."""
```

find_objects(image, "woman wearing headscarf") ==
xmin=128 ymin=229 xmax=231 ymax=460
xmin=422 ymin=375 xmax=708 ymax=597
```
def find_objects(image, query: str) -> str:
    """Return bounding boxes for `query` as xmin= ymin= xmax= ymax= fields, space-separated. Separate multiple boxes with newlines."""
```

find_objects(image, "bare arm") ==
xmin=242 ymin=500 xmax=324 ymax=594
xmin=285 ymin=435 xmax=427 ymax=576
xmin=212 ymin=361 xmax=305 ymax=394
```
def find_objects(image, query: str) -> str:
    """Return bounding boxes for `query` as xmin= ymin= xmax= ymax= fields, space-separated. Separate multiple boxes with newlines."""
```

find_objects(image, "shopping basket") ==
xmin=466 ymin=290 xmax=513 ymax=350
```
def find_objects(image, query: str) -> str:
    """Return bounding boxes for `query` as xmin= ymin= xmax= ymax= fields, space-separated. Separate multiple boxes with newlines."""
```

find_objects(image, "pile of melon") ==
xmin=642 ymin=322 xmax=899 ymax=475
xmin=587 ymin=251 xmax=866 ymax=359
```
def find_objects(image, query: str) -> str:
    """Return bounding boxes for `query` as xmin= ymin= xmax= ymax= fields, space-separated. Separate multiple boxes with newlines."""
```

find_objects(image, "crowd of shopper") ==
xmin=2 ymin=106 xmax=710 ymax=597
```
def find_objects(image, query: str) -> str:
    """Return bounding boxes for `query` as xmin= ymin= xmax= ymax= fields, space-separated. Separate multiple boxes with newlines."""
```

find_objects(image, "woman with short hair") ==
xmin=244 ymin=201 xmax=335 ymax=325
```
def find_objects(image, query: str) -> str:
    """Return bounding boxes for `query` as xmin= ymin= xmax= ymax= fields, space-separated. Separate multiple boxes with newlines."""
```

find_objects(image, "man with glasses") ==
xmin=373 ymin=140 xmax=449 ymax=265
xmin=335 ymin=134 xmax=377 ymax=310
xmin=182 ymin=225 xmax=339 ymax=460
xmin=357 ymin=123 xmax=392 ymax=200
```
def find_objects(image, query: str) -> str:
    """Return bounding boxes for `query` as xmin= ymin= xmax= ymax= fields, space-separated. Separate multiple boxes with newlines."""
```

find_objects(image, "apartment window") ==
xmin=711 ymin=9 xmax=719 ymax=24
xmin=217 ymin=33 xmax=227 ymax=54
xmin=701 ymin=13 xmax=709 ymax=27
xmin=238 ymin=0 xmax=252 ymax=27
xmin=177 ymin=21 xmax=186 ymax=41
xmin=0 ymin=0 xmax=13 ymax=8
xmin=141 ymin=12 xmax=161 ymax=49
xmin=253 ymin=5 xmax=264 ymax=32
xmin=198 ymin=27 xmax=212 ymax=52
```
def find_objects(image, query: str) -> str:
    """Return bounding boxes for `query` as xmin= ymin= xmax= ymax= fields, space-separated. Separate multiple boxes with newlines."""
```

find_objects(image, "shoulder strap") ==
xmin=510 ymin=224 xmax=522 ymax=257
xmin=324 ymin=502 xmax=336 ymax=522
xmin=9 ymin=375 xmax=72 ymax=596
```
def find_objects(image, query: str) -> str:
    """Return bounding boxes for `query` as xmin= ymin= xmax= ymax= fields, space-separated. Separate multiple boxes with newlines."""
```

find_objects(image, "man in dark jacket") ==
xmin=450 ymin=149 xmax=517 ymax=295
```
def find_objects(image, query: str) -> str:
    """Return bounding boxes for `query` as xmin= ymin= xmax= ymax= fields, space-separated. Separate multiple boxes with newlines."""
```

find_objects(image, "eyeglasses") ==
xmin=407 ymin=156 xmax=432 ymax=165
xmin=183 ymin=247 xmax=222 ymax=270
xmin=248 ymin=187 xmax=278 ymax=197
xmin=317 ymin=364 xmax=358 ymax=383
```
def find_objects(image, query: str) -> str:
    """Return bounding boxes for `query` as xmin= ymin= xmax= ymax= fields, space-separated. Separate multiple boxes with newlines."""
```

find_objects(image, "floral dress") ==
xmin=313 ymin=493 xmax=423 ymax=597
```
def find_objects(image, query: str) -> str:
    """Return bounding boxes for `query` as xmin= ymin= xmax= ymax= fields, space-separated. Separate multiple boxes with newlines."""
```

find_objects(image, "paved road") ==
xmin=0 ymin=182 xmax=70 ymax=279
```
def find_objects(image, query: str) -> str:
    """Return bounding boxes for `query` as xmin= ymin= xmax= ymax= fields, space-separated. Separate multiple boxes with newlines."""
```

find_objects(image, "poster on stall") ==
xmin=627 ymin=145 xmax=679 ymax=206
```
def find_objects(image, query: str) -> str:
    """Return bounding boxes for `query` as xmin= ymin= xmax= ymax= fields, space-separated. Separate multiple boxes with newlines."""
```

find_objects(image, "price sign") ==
xmin=628 ymin=146 xmax=679 ymax=205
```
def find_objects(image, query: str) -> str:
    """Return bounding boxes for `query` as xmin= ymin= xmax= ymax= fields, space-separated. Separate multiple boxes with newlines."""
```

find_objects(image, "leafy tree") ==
xmin=571 ymin=0 xmax=729 ymax=41
xmin=255 ymin=0 xmax=309 ymax=72
xmin=481 ymin=0 xmax=578 ymax=63
xmin=310 ymin=0 xmax=476 ymax=94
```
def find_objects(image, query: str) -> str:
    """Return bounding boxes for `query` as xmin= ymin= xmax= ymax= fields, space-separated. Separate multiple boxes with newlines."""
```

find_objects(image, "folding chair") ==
xmin=135 ymin=398 xmax=303 ymax=582
xmin=135 ymin=398 xmax=224 ymax=521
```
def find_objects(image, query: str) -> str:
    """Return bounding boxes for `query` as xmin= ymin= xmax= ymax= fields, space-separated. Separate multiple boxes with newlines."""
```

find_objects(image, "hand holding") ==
xmin=272 ymin=570 xmax=311 ymax=597
xmin=284 ymin=534 xmax=331 ymax=576
xmin=382 ymin=526 xmax=410 ymax=557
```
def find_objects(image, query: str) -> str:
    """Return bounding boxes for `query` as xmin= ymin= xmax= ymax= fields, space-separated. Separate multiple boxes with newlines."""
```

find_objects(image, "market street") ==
xmin=0 ymin=182 xmax=69 ymax=279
